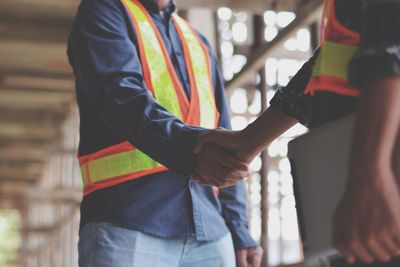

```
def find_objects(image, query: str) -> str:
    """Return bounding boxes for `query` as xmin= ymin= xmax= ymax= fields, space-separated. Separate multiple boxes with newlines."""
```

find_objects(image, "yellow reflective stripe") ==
xmin=80 ymin=165 xmax=88 ymax=187
xmin=173 ymin=15 xmax=217 ymax=128
xmin=124 ymin=0 xmax=183 ymax=121
xmin=81 ymin=150 xmax=162 ymax=185
xmin=312 ymin=41 xmax=358 ymax=80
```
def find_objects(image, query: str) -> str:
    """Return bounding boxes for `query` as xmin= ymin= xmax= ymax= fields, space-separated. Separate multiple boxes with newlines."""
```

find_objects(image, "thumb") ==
xmin=236 ymin=250 xmax=248 ymax=267
xmin=193 ymin=131 xmax=215 ymax=153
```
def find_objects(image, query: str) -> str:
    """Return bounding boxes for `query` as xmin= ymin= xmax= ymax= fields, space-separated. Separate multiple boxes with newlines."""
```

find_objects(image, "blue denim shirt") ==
xmin=67 ymin=0 xmax=256 ymax=250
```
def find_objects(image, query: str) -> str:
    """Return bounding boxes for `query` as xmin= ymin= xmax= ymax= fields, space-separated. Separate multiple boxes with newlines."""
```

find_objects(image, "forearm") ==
xmin=240 ymin=108 xmax=298 ymax=160
xmin=350 ymin=77 xmax=400 ymax=173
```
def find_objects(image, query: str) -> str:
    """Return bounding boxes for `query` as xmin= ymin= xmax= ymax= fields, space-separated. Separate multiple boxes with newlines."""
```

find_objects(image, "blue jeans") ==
xmin=78 ymin=223 xmax=236 ymax=267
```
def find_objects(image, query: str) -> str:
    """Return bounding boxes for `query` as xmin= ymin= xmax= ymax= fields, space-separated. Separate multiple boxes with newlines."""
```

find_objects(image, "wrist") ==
xmin=347 ymin=157 xmax=394 ymax=187
xmin=238 ymin=128 xmax=262 ymax=162
xmin=350 ymin=149 xmax=392 ymax=174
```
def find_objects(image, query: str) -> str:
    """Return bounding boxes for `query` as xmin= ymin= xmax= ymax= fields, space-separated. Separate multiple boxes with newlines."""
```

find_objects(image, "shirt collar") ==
xmin=139 ymin=0 xmax=176 ymax=15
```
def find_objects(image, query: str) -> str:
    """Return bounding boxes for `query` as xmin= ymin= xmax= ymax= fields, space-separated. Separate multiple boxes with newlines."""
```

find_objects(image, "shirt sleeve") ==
xmin=67 ymin=0 xmax=206 ymax=176
xmin=349 ymin=0 xmax=400 ymax=86
xmin=197 ymin=33 xmax=257 ymax=250
xmin=269 ymin=49 xmax=320 ymax=128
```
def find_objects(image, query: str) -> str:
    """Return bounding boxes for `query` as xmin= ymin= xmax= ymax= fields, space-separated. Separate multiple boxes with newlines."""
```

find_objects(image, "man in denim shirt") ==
xmin=68 ymin=0 xmax=262 ymax=266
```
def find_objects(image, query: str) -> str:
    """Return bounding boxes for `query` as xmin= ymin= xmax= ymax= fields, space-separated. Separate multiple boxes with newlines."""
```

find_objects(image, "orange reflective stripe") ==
xmin=173 ymin=15 xmax=219 ymax=128
xmin=306 ymin=0 xmax=361 ymax=96
xmin=305 ymin=76 xmax=361 ymax=96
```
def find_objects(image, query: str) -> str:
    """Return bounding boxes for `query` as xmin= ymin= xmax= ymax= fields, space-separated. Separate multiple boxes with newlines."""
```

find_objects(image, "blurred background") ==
xmin=0 ymin=0 xmax=323 ymax=266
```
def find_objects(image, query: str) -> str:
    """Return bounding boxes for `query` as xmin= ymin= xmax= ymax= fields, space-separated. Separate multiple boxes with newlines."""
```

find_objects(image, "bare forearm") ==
xmin=350 ymin=77 xmax=400 ymax=172
xmin=241 ymin=108 xmax=298 ymax=160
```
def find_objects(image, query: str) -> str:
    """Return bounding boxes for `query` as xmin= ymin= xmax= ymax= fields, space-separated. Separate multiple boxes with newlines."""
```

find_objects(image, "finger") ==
xmin=349 ymin=240 xmax=374 ymax=264
xmin=365 ymin=236 xmax=391 ymax=263
xmin=335 ymin=243 xmax=356 ymax=264
xmin=215 ymin=166 xmax=246 ymax=186
xmin=193 ymin=132 xmax=215 ymax=153
xmin=248 ymin=254 xmax=262 ymax=267
xmin=381 ymin=232 xmax=400 ymax=258
xmin=217 ymin=151 xmax=249 ymax=173
xmin=204 ymin=170 xmax=237 ymax=187
xmin=236 ymin=250 xmax=248 ymax=267
xmin=192 ymin=174 xmax=213 ymax=186
xmin=213 ymin=176 xmax=239 ymax=188
xmin=246 ymin=247 xmax=263 ymax=267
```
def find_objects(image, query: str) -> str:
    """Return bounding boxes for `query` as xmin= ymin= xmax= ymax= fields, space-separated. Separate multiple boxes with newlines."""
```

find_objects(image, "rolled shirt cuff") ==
xmin=226 ymin=221 xmax=258 ymax=251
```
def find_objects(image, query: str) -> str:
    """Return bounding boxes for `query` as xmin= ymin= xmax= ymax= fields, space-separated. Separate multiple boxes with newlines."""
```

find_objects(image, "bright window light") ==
xmin=278 ymin=158 xmax=291 ymax=174
xmin=250 ymin=156 xmax=262 ymax=172
xmin=220 ymin=41 xmax=234 ymax=58
xmin=230 ymin=88 xmax=248 ymax=114
xmin=265 ymin=58 xmax=278 ymax=86
xmin=232 ymin=22 xmax=248 ymax=43
xmin=232 ymin=54 xmax=247 ymax=73
xmin=277 ymin=12 xmax=295 ymax=28
xmin=284 ymin=37 xmax=298 ymax=51
xmin=297 ymin=28 xmax=311 ymax=52
xmin=265 ymin=26 xmax=278 ymax=42
xmin=268 ymin=140 xmax=280 ymax=157
xmin=217 ymin=7 xmax=232 ymax=21
xmin=249 ymin=90 xmax=261 ymax=115
xmin=235 ymin=11 xmax=248 ymax=22
xmin=231 ymin=116 xmax=248 ymax=130
xmin=264 ymin=10 xmax=277 ymax=26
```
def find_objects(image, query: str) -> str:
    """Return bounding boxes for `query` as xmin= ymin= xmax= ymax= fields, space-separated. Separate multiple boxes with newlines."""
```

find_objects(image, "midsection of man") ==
xmin=67 ymin=0 xmax=256 ymax=266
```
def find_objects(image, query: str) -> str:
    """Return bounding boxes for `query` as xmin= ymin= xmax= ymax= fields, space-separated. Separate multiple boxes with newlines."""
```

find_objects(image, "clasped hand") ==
xmin=192 ymin=128 xmax=255 ymax=187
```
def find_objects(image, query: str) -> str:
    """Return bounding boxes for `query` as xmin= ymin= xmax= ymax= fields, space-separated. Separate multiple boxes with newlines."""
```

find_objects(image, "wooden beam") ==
xmin=1 ymin=75 xmax=74 ymax=92
xmin=0 ymin=108 xmax=66 ymax=126
xmin=0 ymin=0 xmax=301 ymax=25
xmin=18 ymin=204 xmax=80 ymax=259
xmin=177 ymin=0 xmax=272 ymax=13
xmin=0 ymin=40 xmax=72 ymax=78
xmin=226 ymin=0 xmax=323 ymax=91
xmin=0 ymin=0 xmax=77 ymax=24
xmin=0 ymin=165 xmax=41 ymax=183
xmin=0 ymin=122 xmax=59 ymax=141
xmin=0 ymin=147 xmax=47 ymax=162
xmin=0 ymin=20 xmax=70 ymax=43
xmin=0 ymin=184 xmax=81 ymax=203
xmin=0 ymin=88 xmax=72 ymax=109
xmin=26 ymin=187 xmax=82 ymax=203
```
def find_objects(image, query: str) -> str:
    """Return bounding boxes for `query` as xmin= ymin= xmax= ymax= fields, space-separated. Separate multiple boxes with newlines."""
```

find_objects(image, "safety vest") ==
xmin=305 ymin=0 xmax=361 ymax=96
xmin=78 ymin=0 xmax=220 ymax=196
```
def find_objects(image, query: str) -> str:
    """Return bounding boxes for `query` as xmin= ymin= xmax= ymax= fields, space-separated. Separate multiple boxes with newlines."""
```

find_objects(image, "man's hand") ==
xmin=194 ymin=129 xmax=252 ymax=162
xmin=193 ymin=142 xmax=249 ymax=187
xmin=332 ymin=77 xmax=400 ymax=264
xmin=333 ymin=164 xmax=400 ymax=264
xmin=236 ymin=247 xmax=263 ymax=267
xmin=194 ymin=109 xmax=298 ymax=164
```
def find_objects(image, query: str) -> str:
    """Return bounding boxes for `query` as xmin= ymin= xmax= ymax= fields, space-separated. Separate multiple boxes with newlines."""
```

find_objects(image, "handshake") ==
xmin=192 ymin=128 xmax=259 ymax=188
